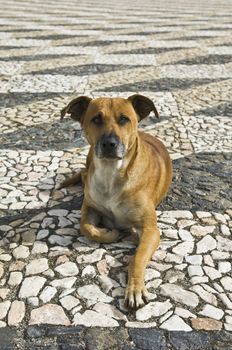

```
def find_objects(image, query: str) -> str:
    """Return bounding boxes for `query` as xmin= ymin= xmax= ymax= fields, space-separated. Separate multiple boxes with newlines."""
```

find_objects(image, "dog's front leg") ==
xmin=80 ymin=202 xmax=121 ymax=244
xmin=125 ymin=211 xmax=160 ymax=309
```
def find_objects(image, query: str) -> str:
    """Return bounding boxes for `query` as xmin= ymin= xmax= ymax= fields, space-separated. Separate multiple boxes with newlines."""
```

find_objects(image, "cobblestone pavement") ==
xmin=0 ymin=0 xmax=232 ymax=348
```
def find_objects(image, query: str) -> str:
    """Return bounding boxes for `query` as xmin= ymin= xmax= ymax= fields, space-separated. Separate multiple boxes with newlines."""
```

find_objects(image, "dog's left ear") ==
xmin=60 ymin=96 xmax=92 ymax=124
xmin=128 ymin=94 xmax=159 ymax=121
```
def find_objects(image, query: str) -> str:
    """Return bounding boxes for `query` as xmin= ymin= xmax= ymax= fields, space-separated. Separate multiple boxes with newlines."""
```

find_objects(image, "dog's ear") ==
xmin=128 ymin=94 xmax=159 ymax=121
xmin=60 ymin=96 xmax=92 ymax=123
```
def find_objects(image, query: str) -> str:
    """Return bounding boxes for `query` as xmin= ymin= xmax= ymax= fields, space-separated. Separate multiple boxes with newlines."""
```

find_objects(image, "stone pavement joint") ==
xmin=0 ymin=0 xmax=232 ymax=348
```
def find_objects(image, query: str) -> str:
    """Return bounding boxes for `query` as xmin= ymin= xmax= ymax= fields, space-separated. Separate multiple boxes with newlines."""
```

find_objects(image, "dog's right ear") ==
xmin=60 ymin=96 xmax=92 ymax=124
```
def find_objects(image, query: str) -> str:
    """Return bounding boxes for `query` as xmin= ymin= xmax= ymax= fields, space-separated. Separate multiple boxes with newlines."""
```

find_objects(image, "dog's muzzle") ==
xmin=96 ymin=133 xmax=125 ymax=159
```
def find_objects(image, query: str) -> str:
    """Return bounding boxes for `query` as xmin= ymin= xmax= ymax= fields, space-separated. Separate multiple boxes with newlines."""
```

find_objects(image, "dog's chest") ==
xmin=88 ymin=161 xmax=125 ymax=222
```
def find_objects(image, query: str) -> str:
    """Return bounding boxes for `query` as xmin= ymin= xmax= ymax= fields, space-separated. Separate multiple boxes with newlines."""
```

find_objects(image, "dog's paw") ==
xmin=124 ymin=282 xmax=149 ymax=309
xmin=97 ymin=228 xmax=121 ymax=243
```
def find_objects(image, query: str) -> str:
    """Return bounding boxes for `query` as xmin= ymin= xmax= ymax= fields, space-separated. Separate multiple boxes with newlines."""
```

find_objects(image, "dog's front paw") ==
xmin=124 ymin=281 xmax=149 ymax=309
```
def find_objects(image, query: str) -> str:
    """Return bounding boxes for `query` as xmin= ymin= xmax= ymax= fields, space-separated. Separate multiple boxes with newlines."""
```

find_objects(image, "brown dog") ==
xmin=60 ymin=94 xmax=172 ymax=308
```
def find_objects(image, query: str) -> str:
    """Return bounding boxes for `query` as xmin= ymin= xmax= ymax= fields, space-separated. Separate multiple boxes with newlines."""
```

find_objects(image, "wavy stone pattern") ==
xmin=0 ymin=0 xmax=232 ymax=340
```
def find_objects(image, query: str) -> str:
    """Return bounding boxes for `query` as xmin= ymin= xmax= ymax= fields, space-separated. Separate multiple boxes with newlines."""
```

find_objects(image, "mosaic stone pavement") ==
xmin=0 ymin=0 xmax=232 ymax=348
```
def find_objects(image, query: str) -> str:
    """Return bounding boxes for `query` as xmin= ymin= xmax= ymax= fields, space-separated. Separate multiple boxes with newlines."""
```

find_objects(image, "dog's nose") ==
xmin=96 ymin=133 xmax=124 ymax=159
xmin=101 ymin=134 xmax=119 ymax=151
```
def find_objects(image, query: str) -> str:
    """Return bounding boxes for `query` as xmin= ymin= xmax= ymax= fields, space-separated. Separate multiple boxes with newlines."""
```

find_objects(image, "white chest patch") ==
xmin=88 ymin=157 xmax=125 ymax=223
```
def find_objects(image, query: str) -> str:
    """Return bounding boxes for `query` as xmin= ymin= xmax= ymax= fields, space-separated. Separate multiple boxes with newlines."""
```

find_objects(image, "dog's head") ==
xmin=61 ymin=94 xmax=158 ymax=160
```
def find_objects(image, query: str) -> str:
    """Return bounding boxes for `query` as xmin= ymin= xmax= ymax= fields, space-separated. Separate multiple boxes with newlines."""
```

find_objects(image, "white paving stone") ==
xmin=191 ymin=285 xmax=217 ymax=306
xmin=136 ymin=300 xmax=172 ymax=321
xmin=0 ymin=301 xmax=11 ymax=320
xmin=31 ymin=241 xmax=48 ymax=254
xmin=218 ymin=261 xmax=231 ymax=274
xmin=160 ymin=283 xmax=199 ymax=308
xmin=73 ymin=310 xmax=119 ymax=327
xmin=188 ymin=266 xmax=204 ymax=277
xmin=12 ymin=245 xmax=30 ymax=259
xmin=55 ymin=262 xmax=79 ymax=276
xmin=161 ymin=211 xmax=193 ymax=219
xmin=175 ymin=307 xmax=196 ymax=319
xmin=29 ymin=304 xmax=70 ymax=325
xmin=172 ymin=241 xmax=194 ymax=256
xmin=196 ymin=235 xmax=217 ymax=254
xmin=160 ymin=315 xmax=192 ymax=331
xmin=76 ymin=248 xmax=106 ymax=264
xmin=8 ymin=272 xmax=23 ymax=286
xmin=48 ymin=209 xmax=69 ymax=217
xmin=8 ymin=301 xmax=25 ymax=326
xmin=199 ymin=304 xmax=224 ymax=320
xmin=186 ymin=255 xmax=203 ymax=265
xmin=217 ymin=236 xmax=232 ymax=252
xmin=26 ymin=258 xmax=49 ymax=275
xmin=50 ymin=277 xmax=77 ymax=289
xmin=39 ymin=286 xmax=57 ymax=303
xmin=48 ymin=235 xmax=73 ymax=246
xmin=178 ymin=229 xmax=194 ymax=241
xmin=203 ymin=266 xmax=222 ymax=280
xmin=19 ymin=276 xmax=46 ymax=298
xmin=93 ymin=302 xmax=127 ymax=321
xmin=77 ymin=284 xmax=113 ymax=306
xmin=81 ymin=265 xmax=96 ymax=277
xmin=221 ymin=277 xmax=232 ymax=292
xmin=60 ymin=295 xmax=80 ymax=311
xmin=190 ymin=225 xmax=215 ymax=237
xmin=37 ymin=230 xmax=49 ymax=240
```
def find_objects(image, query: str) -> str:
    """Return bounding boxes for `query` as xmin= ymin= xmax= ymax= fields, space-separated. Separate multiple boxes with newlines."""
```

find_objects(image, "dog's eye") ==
xmin=91 ymin=114 xmax=103 ymax=125
xmin=118 ymin=115 xmax=130 ymax=125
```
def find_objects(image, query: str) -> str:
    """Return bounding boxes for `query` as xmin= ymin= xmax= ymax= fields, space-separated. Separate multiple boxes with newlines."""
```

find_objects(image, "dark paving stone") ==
xmin=0 ymin=45 xmax=28 ymax=50
xmin=0 ymin=327 xmax=17 ymax=350
xmin=26 ymin=326 xmax=84 ymax=339
xmin=212 ymin=344 xmax=232 ymax=350
xmin=166 ymin=35 xmax=214 ymax=40
xmin=169 ymin=331 xmax=212 ymax=350
xmin=85 ymin=328 xmax=129 ymax=350
xmin=212 ymin=331 xmax=232 ymax=343
xmin=129 ymin=329 xmax=166 ymax=350
xmin=26 ymin=325 xmax=47 ymax=338
xmin=127 ymin=31 xmax=170 ymax=35
xmin=160 ymin=152 xmax=232 ymax=213
xmin=193 ymin=101 xmax=232 ymax=117
xmin=95 ymin=78 xmax=228 ymax=93
xmin=0 ymin=119 xmax=87 ymax=151
xmin=0 ymin=28 xmax=42 ymax=32
xmin=57 ymin=341 xmax=85 ymax=350
xmin=171 ymin=54 xmax=232 ymax=65
xmin=60 ymin=40 xmax=132 ymax=47
xmin=112 ymin=47 xmax=186 ymax=54
xmin=47 ymin=326 xmax=83 ymax=336
xmin=30 ymin=347 xmax=59 ymax=350
xmin=0 ymin=54 xmax=82 ymax=61
xmin=0 ymin=92 xmax=71 ymax=108
xmin=28 ymin=64 xmax=141 ymax=76
xmin=25 ymin=34 xmax=87 ymax=40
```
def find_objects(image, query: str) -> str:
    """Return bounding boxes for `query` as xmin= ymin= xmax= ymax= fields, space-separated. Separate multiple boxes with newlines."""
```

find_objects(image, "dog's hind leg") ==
xmin=80 ymin=203 xmax=121 ymax=244
xmin=57 ymin=169 xmax=86 ymax=189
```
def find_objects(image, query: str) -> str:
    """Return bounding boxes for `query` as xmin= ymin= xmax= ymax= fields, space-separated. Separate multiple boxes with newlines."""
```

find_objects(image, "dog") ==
xmin=60 ymin=94 xmax=172 ymax=309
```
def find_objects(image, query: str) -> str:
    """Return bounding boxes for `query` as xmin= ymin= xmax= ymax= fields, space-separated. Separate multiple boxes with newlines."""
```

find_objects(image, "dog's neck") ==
xmin=91 ymin=155 xmax=123 ymax=194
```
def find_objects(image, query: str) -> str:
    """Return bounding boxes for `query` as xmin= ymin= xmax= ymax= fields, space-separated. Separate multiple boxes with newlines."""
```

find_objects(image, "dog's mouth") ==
xmin=96 ymin=154 xmax=124 ymax=160
xmin=95 ymin=149 xmax=125 ymax=161
xmin=95 ymin=133 xmax=125 ymax=160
